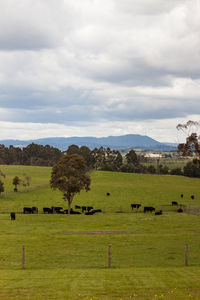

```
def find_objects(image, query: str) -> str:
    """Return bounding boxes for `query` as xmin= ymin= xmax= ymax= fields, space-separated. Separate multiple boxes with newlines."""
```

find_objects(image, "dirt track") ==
xmin=62 ymin=230 xmax=132 ymax=235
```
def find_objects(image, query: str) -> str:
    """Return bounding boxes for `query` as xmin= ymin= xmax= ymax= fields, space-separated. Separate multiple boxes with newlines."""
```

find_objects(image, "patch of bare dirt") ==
xmin=61 ymin=230 xmax=132 ymax=235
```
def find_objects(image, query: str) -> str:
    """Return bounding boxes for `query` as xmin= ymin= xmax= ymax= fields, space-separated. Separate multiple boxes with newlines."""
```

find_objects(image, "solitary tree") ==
xmin=177 ymin=120 xmax=200 ymax=156
xmin=12 ymin=176 xmax=20 ymax=192
xmin=0 ymin=179 xmax=4 ymax=195
xmin=177 ymin=120 xmax=200 ymax=177
xmin=50 ymin=154 xmax=91 ymax=214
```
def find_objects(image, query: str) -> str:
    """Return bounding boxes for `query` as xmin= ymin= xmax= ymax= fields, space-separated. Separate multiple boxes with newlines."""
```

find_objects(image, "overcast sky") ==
xmin=0 ymin=0 xmax=200 ymax=143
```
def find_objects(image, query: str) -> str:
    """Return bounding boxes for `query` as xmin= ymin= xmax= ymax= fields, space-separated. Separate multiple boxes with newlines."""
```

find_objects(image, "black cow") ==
xmin=56 ymin=210 xmax=65 ymax=214
xmin=181 ymin=194 xmax=183 ymax=198
xmin=155 ymin=210 xmax=162 ymax=215
xmin=92 ymin=209 xmax=102 ymax=213
xmin=144 ymin=206 xmax=155 ymax=213
xmin=23 ymin=207 xmax=33 ymax=214
xmin=106 ymin=192 xmax=110 ymax=196
xmin=43 ymin=207 xmax=53 ymax=214
xmin=75 ymin=205 xmax=81 ymax=209
xmin=191 ymin=195 xmax=195 ymax=200
xmin=81 ymin=206 xmax=87 ymax=212
xmin=86 ymin=206 xmax=93 ymax=212
xmin=85 ymin=210 xmax=95 ymax=215
xmin=172 ymin=201 xmax=178 ymax=206
xmin=10 ymin=212 xmax=16 ymax=220
xmin=63 ymin=209 xmax=81 ymax=214
xmin=177 ymin=208 xmax=183 ymax=213
xmin=131 ymin=204 xmax=141 ymax=210
xmin=71 ymin=210 xmax=81 ymax=215
xmin=32 ymin=207 xmax=38 ymax=214
xmin=52 ymin=206 xmax=63 ymax=213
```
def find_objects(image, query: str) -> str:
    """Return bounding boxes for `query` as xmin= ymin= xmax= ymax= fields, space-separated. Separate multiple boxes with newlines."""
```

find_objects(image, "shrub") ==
xmin=170 ymin=168 xmax=183 ymax=176
xmin=184 ymin=161 xmax=200 ymax=178
xmin=147 ymin=165 xmax=156 ymax=174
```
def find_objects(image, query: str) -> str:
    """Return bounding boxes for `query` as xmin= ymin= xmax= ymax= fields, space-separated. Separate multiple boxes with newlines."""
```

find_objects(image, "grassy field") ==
xmin=0 ymin=165 xmax=200 ymax=299
xmin=142 ymin=157 xmax=191 ymax=170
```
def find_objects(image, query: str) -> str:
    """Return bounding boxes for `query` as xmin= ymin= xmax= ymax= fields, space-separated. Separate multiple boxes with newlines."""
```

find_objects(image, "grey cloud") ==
xmin=0 ymin=0 xmax=200 ymax=137
xmin=0 ymin=0 xmax=67 ymax=51
xmin=114 ymin=0 xmax=183 ymax=16
xmin=2 ymin=91 xmax=200 ymax=124
xmin=0 ymin=26 xmax=57 ymax=51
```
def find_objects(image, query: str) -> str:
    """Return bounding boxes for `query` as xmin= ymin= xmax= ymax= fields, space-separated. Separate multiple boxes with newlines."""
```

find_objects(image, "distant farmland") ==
xmin=0 ymin=165 xmax=199 ymax=299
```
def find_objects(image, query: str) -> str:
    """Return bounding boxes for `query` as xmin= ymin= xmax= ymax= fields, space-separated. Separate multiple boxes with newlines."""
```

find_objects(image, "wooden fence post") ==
xmin=185 ymin=244 xmax=188 ymax=266
xmin=108 ymin=245 xmax=112 ymax=268
xmin=22 ymin=245 xmax=25 ymax=269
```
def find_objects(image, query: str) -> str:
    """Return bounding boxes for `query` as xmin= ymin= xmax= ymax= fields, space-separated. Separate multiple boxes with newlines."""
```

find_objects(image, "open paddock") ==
xmin=0 ymin=167 xmax=200 ymax=299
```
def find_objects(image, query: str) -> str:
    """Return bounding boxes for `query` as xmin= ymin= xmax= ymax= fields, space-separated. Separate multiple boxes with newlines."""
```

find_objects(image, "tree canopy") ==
xmin=0 ymin=180 xmax=4 ymax=195
xmin=50 ymin=154 xmax=91 ymax=214
xmin=177 ymin=120 xmax=200 ymax=177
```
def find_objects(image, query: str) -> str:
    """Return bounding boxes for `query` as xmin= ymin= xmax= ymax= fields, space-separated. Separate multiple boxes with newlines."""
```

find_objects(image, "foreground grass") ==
xmin=0 ymin=268 xmax=200 ymax=299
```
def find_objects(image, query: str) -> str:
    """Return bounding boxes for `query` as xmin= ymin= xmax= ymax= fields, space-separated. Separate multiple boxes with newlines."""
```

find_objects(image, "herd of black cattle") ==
xmin=23 ymin=205 xmax=102 ymax=215
xmin=10 ymin=192 xmax=196 ymax=220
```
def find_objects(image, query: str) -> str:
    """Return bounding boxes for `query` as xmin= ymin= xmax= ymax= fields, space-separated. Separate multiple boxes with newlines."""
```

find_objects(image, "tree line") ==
xmin=0 ymin=143 xmax=62 ymax=166
xmin=0 ymin=119 xmax=200 ymax=179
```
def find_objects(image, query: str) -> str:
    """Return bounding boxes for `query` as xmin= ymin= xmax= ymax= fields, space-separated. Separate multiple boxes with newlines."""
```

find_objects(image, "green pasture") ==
xmin=0 ymin=165 xmax=51 ymax=193
xmin=142 ymin=157 xmax=191 ymax=170
xmin=0 ymin=166 xmax=200 ymax=299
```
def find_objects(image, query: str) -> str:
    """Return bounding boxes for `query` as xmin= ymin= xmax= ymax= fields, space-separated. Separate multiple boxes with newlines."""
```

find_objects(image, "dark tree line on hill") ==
xmin=0 ymin=143 xmax=62 ymax=166
xmin=1 ymin=123 xmax=199 ymax=178
xmin=65 ymin=145 xmax=134 ymax=172
xmin=66 ymin=145 xmax=150 ymax=173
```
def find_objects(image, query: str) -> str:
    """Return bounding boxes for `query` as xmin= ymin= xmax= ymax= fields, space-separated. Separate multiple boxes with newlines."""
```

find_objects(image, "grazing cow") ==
xmin=56 ymin=209 xmax=64 ymax=213
xmin=10 ymin=212 xmax=15 ymax=220
xmin=70 ymin=210 xmax=81 ymax=215
xmin=172 ymin=201 xmax=178 ymax=206
xmin=32 ymin=207 xmax=38 ymax=214
xmin=181 ymin=194 xmax=183 ymax=198
xmin=75 ymin=205 xmax=81 ymax=209
xmin=106 ymin=192 xmax=110 ymax=196
xmin=85 ymin=210 xmax=95 ymax=215
xmin=92 ymin=209 xmax=102 ymax=213
xmin=43 ymin=207 xmax=53 ymax=214
xmin=52 ymin=206 xmax=63 ymax=213
xmin=131 ymin=204 xmax=141 ymax=210
xmin=81 ymin=206 xmax=87 ymax=212
xmin=191 ymin=195 xmax=194 ymax=200
xmin=63 ymin=209 xmax=81 ymax=214
xmin=177 ymin=208 xmax=183 ymax=213
xmin=155 ymin=210 xmax=162 ymax=215
xmin=86 ymin=206 xmax=93 ymax=212
xmin=23 ymin=207 xmax=33 ymax=214
xmin=144 ymin=206 xmax=155 ymax=213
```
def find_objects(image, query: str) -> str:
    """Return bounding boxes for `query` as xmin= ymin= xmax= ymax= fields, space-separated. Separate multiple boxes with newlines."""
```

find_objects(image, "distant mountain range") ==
xmin=0 ymin=134 xmax=177 ymax=151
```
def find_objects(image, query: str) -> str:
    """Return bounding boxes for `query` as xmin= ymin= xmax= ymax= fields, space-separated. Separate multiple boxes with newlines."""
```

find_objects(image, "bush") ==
xmin=170 ymin=168 xmax=183 ymax=176
xmin=147 ymin=165 xmax=156 ymax=174
xmin=120 ymin=163 xmax=147 ymax=174
xmin=159 ymin=165 xmax=169 ymax=175
xmin=183 ymin=162 xmax=200 ymax=178
xmin=0 ymin=180 xmax=4 ymax=195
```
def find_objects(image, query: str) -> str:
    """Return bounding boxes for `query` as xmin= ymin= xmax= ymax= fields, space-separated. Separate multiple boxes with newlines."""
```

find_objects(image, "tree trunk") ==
xmin=68 ymin=200 xmax=71 ymax=215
